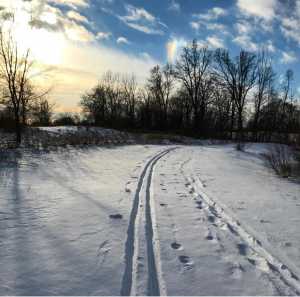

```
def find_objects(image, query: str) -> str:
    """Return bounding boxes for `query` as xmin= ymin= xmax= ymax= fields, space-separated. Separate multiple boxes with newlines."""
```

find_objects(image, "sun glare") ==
xmin=10 ymin=8 xmax=66 ymax=66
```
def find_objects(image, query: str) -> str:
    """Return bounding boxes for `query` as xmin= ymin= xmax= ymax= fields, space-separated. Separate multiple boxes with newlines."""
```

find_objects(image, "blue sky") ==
xmin=1 ymin=0 xmax=300 ymax=111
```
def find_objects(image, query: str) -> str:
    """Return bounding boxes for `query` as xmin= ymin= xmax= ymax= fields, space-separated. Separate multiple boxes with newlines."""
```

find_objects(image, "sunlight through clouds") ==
xmin=0 ymin=0 xmax=159 ymax=111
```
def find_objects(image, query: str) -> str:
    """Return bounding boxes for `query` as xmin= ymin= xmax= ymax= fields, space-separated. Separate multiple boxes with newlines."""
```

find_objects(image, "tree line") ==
xmin=0 ymin=33 xmax=299 ymax=146
xmin=80 ymin=40 xmax=300 ymax=143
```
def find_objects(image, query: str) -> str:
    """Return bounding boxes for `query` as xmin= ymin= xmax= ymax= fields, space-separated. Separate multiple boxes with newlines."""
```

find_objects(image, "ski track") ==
xmin=120 ymin=148 xmax=176 ymax=296
xmin=180 ymin=156 xmax=300 ymax=296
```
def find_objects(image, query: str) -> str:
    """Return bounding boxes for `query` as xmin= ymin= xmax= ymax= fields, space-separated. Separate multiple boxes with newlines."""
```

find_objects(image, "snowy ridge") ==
xmin=120 ymin=148 xmax=175 ymax=296
xmin=183 ymin=172 xmax=300 ymax=295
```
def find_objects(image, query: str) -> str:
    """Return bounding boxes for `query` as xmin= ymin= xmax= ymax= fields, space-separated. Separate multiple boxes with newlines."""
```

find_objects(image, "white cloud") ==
xmin=237 ymin=0 xmax=277 ymax=21
xmin=49 ymin=41 xmax=160 ymax=111
xmin=96 ymin=31 xmax=111 ymax=40
xmin=3 ymin=0 xmax=96 ymax=43
xmin=0 ymin=0 xmax=160 ymax=113
xmin=280 ymin=51 xmax=297 ymax=64
xmin=191 ymin=7 xmax=228 ymax=33
xmin=233 ymin=35 xmax=258 ymax=51
xmin=280 ymin=2 xmax=300 ymax=46
xmin=140 ymin=52 xmax=151 ymax=60
xmin=206 ymin=23 xmax=227 ymax=31
xmin=235 ymin=21 xmax=252 ymax=35
xmin=206 ymin=35 xmax=225 ymax=48
xmin=194 ymin=7 xmax=227 ymax=21
xmin=119 ymin=4 xmax=166 ymax=35
xmin=66 ymin=10 xmax=88 ymax=23
xmin=169 ymin=0 xmax=180 ymax=12
xmin=117 ymin=36 xmax=129 ymax=44
xmin=190 ymin=21 xmax=200 ymax=31
xmin=64 ymin=21 xmax=95 ymax=42
xmin=48 ymin=0 xmax=89 ymax=9
xmin=265 ymin=40 xmax=276 ymax=53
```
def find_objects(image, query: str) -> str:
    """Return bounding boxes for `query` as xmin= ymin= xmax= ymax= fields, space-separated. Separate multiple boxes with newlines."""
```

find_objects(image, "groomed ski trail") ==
xmin=120 ymin=148 xmax=176 ymax=296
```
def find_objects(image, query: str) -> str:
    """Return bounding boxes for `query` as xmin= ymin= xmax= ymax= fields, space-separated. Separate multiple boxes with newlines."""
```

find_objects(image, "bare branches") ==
xmin=0 ymin=28 xmax=49 ymax=144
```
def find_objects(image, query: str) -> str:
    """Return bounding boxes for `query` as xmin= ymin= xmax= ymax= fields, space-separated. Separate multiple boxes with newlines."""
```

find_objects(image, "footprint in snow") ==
xmin=171 ymin=242 xmax=182 ymax=250
xmin=195 ymin=200 xmax=203 ymax=208
xmin=178 ymin=255 xmax=193 ymax=268
xmin=237 ymin=243 xmax=248 ymax=256
xmin=109 ymin=214 xmax=123 ymax=219
xmin=179 ymin=255 xmax=190 ymax=263
xmin=260 ymin=219 xmax=271 ymax=223
xmin=125 ymin=182 xmax=131 ymax=193
xmin=208 ymin=215 xmax=218 ymax=223
xmin=206 ymin=230 xmax=215 ymax=241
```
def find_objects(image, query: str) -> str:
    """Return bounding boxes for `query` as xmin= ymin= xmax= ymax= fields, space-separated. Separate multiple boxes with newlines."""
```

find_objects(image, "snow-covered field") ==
xmin=0 ymin=144 xmax=299 ymax=295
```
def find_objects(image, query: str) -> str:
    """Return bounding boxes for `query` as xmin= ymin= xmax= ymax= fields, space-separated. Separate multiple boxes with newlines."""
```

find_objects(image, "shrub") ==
xmin=264 ymin=144 xmax=292 ymax=178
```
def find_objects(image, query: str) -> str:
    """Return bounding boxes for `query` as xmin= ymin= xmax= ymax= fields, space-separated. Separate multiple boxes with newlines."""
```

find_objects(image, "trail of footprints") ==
xmin=161 ymin=162 xmax=256 ymax=276
xmin=183 ymin=176 xmax=297 ymax=295
xmin=159 ymin=173 xmax=194 ymax=270
xmin=158 ymin=160 xmax=297 ymax=295
xmin=185 ymin=179 xmax=266 ymax=263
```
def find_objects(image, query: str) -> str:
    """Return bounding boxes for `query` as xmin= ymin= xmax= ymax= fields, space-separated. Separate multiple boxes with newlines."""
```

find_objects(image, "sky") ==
xmin=0 ymin=0 xmax=300 ymax=112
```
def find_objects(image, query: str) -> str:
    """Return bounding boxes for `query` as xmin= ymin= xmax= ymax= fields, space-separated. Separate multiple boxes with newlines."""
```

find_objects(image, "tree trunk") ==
xmin=237 ymin=109 xmax=244 ymax=143
xmin=230 ymin=103 xmax=235 ymax=140
xmin=15 ymin=114 xmax=22 ymax=146
xmin=193 ymin=105 xmax=200 ymax=131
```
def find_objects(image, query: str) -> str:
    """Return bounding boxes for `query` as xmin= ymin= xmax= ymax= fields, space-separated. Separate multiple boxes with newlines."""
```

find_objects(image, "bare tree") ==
xmin=0 ymin=29 xmax=32 ymax=145
xmin=280 ymin=69 xmax=294 ymax=133
xmin=103 ymin=71 xmax=122 ymax=125
xmin=31 ymin=97 xmax=54 ymax=126
xmin=212 ymin=82 xmax=232 ymax=136
xmin=122 ymin=74 xmax=137 ymax=126
xmin=147 ymin=64 xmax=174 ymax=129
xmin=81 ymin=84 xmax=107 ymax=125
xmin=174 ymin=39 xmax=213 ymax=132
xmin=215 ymin=49 xmax=257 ymax=143
xmin=252 ymin=50 xmax=275 ymax=140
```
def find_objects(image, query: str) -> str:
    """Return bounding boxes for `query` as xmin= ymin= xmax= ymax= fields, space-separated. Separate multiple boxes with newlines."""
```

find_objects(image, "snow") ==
xmin=0 ymin=143 xmax=299 ymax=295
xmin=37 ymin=126 xmax=123 ymax=137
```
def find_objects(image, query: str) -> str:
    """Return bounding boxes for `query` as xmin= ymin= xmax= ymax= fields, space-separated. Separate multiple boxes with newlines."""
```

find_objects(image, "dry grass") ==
xmin=264 ymin=144 xmax=293 ymax=178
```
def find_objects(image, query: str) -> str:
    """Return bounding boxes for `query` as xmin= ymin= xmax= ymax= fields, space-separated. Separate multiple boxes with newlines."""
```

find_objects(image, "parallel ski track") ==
xmin=120 ymin=148 xmax=175 ymax=296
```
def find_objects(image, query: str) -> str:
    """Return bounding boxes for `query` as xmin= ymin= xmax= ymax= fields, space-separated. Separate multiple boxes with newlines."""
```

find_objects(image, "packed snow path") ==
xmin=0 ymin=144 xmax=299 ymax=295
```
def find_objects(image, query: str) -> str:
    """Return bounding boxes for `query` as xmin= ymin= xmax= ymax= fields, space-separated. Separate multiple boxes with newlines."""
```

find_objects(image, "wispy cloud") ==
xmin=235 ymin=20 xmax=252 ymax=35
xmin=66 ymin=10 xmax=88 ymax=23
xmin=280 ymin=2 xmax=300 ymax=45
xmin=48 ymin=0 xmax=89 ymax=9
xmin=118 ymin=4 xmax=167 ymax=35
xmin=193 ymin=7 xmax=227 ymax=21
xmin=233 ymin=35 xmax=258 ymax=51
xmin=280 ymin=51 xmax=297 ymax=64
xmin=96 ymin=31 xmax=111 ymax=40
xmin=168 ymin=0 xmax=180 ymax=13
xmin=237 ymin=0 xmax=277 ymax=21
xmin=191 ymin=7 xmax=228 ymax=34
xmin=206 ymin=35 xmax=225 ymax=49
xmin=117 ymin=36 xmax=130 ymax=44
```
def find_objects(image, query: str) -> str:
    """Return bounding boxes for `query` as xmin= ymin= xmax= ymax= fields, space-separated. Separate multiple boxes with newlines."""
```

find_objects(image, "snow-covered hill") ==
xmin=0 ymin=144 xmax=299 ymax=295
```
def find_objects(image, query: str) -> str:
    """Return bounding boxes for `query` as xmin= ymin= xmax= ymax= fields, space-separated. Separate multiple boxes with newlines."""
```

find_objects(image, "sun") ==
xmin=9 ymin=7 xmax=66 ymax=66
